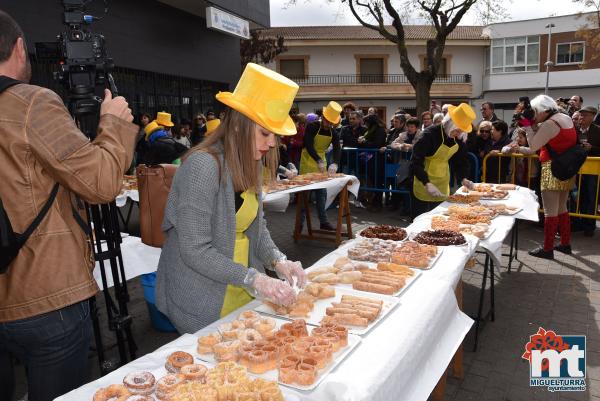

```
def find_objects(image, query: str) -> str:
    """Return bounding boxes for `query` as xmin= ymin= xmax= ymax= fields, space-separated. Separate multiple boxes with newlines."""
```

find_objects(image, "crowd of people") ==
xmin=1 ymin=7 xmax=599 ymax=400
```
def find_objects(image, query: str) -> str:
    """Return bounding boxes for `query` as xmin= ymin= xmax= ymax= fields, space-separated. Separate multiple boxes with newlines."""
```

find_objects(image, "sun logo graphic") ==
xmin=522 ymin=327 xmax=586 ymax=392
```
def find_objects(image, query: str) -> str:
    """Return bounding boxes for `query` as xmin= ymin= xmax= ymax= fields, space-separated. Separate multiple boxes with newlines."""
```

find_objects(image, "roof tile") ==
xmin=261 ymin=25 xmax=486 ymax=41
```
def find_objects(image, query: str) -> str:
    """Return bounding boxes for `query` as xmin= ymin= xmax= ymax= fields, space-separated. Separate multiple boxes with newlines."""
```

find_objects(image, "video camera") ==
xmin=36 ymin=0 xmax=114 ymax=124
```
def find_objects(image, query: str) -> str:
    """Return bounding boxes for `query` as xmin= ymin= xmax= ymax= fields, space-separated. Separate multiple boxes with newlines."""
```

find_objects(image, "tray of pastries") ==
xmin=430 ymin=215 xmax=495 ymax=240
xmin=197 ymin=315 xmax=360 ymax=391
xmin=460 ymin=184 xmax=510 ymax=200
xmin=411 ymin=229 xmax=467 ymax=246
xmin=307 ymin=256 xmax=422 ymax=297
xmin=482 ymin=203 xmax=522 ymax=215
xmin=358 ymin=225 xmax=408 ymax=241
xmin=346 ymin=238 xmax=403 ymax=263
xmin=256 ymin=286 xmax=399 ymax=336
xmin=445 ymin=204 xmax=498 ymax=223
xmin=389 ymin=240 xmax=442 ymax=270
xmin=92 ymin=350 xmax=286 ymax=401
xmin=447 ymin=193 xmax=482 ymax=203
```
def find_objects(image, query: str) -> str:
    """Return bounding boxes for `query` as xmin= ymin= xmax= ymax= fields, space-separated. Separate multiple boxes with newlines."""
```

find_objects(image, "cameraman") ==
xmin=0 ymin=11 xmax=137 ymax=401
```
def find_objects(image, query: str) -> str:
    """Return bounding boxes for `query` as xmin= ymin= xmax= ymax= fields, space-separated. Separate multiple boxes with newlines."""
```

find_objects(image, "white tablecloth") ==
xmin=93 ymin=236 xmax=160 ymax=290
xmin=77 ymin=230 xmax=475 ymax=401
xmin=114 ymin=176 xmax=360 ymax=214
xmin=263 ymin=175 xmax=360 ymax=213
xmin=412 ymin=186 xmax=539 ymax=267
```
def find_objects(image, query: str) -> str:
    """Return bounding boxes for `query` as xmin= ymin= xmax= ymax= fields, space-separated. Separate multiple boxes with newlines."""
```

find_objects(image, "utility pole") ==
xmin=544 ymin=23 xmax=556 ymax=95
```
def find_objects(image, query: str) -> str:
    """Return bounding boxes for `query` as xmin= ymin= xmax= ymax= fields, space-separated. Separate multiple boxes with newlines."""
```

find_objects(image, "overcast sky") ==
xmin=270 ymin=0 xmax=596 ymax=26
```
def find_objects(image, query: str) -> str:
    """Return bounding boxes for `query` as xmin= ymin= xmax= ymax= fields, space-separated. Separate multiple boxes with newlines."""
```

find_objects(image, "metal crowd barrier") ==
xmin=481 ymin=153 xmax=600 ymax=220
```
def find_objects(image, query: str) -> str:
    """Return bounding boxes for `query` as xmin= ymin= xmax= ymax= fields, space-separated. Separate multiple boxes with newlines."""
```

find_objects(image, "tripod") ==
xmin=68 ymin=83 xmax=138 ymax=375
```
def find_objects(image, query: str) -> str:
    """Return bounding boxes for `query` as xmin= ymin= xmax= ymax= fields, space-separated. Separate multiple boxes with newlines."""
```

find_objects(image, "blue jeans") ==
xmin=0 ymin=299 xmax=93 ymax=401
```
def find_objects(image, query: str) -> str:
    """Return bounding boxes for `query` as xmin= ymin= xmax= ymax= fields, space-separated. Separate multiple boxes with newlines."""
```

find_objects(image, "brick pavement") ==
xmin=10 ymin=201 xmax=599 ymax=401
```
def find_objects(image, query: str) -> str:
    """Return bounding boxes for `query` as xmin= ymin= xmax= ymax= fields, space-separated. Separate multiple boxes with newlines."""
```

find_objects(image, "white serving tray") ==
xmin=316 ymin=266 xmax=422 ymax=297
xmin=196 ymin=317 xmax=361 ymax=392
xmin=255 ymin=286 xmax=400 ymax=336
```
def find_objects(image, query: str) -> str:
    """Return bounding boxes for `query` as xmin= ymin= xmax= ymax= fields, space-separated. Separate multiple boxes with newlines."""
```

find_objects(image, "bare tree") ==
xmin=474 ymin=0 xmax=511 ymax=25
xmin=573 ymin=0 xmax=600 ymax=66
xmin=337 ymin=1 xmax=479 ymax=114
xmin=240 ymin=30 xmax=287 ymax=68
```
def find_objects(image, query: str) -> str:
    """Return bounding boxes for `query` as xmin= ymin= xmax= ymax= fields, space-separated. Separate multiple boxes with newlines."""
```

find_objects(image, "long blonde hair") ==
xmin=185 ymin=109 xmax=279 ymax=192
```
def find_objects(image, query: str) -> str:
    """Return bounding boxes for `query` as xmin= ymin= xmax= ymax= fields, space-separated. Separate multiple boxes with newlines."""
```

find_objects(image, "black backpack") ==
xmin=0 ymin=76 xmax=60 ymax=273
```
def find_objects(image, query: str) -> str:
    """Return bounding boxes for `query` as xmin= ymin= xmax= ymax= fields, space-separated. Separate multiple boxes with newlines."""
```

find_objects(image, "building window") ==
xmin=355 ymin=54 xmax=388 ymax=83
xmin=489 ymin=36 xmax=539 ymax=74
xmin=420 ymin=56 xmax=450 ymax=75
xmin=278 ymin=58 xmax=307 ymax=80
xmin=556 ymin=42 xmax=585 ymax=64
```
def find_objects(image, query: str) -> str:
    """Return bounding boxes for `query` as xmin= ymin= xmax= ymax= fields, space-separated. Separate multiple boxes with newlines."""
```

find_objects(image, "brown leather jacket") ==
xmin=0 ymin=83 xmax=138 ymax=322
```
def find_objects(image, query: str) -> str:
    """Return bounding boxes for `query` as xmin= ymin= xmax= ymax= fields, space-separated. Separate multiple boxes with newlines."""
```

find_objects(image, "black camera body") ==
xmin=36 ymin=0 xmax=114 ymax=121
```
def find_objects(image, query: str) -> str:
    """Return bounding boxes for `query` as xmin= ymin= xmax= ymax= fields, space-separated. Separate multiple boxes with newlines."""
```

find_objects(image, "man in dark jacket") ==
xmin=485 ymin=120 xmax=512 ymax=183
xmin=575 ymin=106 xmax=600 ymax=236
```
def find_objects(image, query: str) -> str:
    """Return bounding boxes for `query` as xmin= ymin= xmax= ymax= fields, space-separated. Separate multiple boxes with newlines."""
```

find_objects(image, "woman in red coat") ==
xmin=526 ymin=95 xmax=577 ymax=259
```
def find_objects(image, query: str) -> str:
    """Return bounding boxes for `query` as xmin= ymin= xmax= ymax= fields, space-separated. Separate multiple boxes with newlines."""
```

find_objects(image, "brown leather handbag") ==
xmin=136 ymin=164 xmax=178 ymax=247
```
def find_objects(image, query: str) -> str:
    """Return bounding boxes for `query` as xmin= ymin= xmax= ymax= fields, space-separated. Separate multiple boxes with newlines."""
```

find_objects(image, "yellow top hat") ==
xmin=205 ymin=118 xmax=221 ymax=135
xmin=322 ymin=101 xmax=342 ymax=125
xmin=144 ymin=120 xmax=160 ymax=140
xmin=447 ymin=103 xmax=476 ymax=132
xmin=216 ymin=63 xmax=299 ymax=136
xmin=156 ymin=111 xmax=174 ymax=127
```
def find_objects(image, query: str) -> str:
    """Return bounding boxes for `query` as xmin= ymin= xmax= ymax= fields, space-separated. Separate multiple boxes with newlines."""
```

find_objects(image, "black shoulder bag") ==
xmin=0 ymin=76 xmax=60 ymax=273
xmin=545 ymin=141 xmax=587 ymax=182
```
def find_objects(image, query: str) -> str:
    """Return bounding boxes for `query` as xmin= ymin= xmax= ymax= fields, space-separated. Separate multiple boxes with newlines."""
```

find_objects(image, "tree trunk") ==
xmin=414 ymin=77 xmax=433 ymax=116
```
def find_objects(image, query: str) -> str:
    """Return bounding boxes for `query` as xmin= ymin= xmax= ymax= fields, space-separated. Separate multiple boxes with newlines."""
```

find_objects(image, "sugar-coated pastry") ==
xmin=123 ymin=371 xmax=156 ymax=396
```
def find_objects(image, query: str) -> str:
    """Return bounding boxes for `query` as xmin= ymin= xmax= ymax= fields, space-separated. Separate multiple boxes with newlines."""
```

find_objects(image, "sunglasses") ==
xmin=479 ymin=129 xmax=491 ymax=133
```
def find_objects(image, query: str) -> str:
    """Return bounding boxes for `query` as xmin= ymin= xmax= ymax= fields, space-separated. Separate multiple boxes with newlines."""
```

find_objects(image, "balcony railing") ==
xmin=288 ymin=74 xmax=472 ymax=85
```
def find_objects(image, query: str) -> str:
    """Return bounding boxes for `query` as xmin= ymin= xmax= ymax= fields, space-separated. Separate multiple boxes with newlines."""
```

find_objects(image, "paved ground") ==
xmin=10 ymin=199 xmax=600 ymax=401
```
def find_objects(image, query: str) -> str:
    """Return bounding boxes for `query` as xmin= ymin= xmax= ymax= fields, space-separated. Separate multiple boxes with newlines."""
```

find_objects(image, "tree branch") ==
xmin=346 ymin=0 xmax=397 ymax=43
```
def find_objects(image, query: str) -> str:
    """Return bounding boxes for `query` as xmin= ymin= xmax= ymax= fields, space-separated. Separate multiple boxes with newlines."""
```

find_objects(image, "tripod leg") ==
xmin=89 ymin=297 xmax=106 ymax=374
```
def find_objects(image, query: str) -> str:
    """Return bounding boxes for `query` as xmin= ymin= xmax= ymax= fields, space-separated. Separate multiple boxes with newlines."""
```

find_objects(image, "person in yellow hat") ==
xmin=298 ymin=101 xmax=342 ymax=231
xmin=410 ymin=103 xmax=477 ymax=218
xmin=155 ymin=63 xmax=307 ymax=333
xmin=205 ymin=118 xmax=221 ymax=136
xmin=143 ymin=113 xmax=187 ymax=165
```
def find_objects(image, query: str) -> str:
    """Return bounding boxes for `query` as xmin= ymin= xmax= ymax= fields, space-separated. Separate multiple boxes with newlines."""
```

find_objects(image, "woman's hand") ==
xmin=252 ymin=273 xmax=296 ymax=306
xmin=274 ymin=260 xmax=307 ymax=288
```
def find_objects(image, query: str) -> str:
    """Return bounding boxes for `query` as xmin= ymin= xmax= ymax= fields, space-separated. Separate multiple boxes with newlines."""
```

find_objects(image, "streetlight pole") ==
xmin=544 ymin=23 xmax=556 ymax=95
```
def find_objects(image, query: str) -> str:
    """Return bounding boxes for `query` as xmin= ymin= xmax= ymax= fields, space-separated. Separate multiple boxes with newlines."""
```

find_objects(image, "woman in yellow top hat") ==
xmin=298 ymin=101 xmax=342 ymax=231
xmin=155 ymin=63 xmax=307 ymax=333
xmin=410 ymin=103 xmax=477 ymax=218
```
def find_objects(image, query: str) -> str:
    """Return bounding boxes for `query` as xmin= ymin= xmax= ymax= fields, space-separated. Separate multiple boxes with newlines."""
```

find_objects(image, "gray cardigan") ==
xmin=155 ymin=149 xmax=282 ymax=333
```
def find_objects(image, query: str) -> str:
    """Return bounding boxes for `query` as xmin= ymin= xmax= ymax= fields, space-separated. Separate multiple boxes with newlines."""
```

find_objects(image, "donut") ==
xmin=248 ymin=349 xmax=269 ymax=374
xmin=93 ymin=384 xmax=131 ymax=401
xmin=253 ymin=318 xmax=276 ymax=337
xmin=124 ymin=396 xmax=155 ymax=401
xmin=197 ymin=332 xmax=222 ymax=355
xmin=238 ymin=345 xmax=255 ymax=369
xmin=261 ymin=344 xmax=279 ymax=371
xmin=213 ymin=340 xmax=241 ymax=362
xmin=237 ymin=328 xmax=262 ymax=346
xmin=180 ymin=363 xmax=208 ymax=382
xmin=331 ymin=325 xmax=348 ymax=347
xmin=296 ymin=362 xmax=317 ymax=386
xmin=278 ymin=365 xmax=297 ymax=384
xmin=321 ymin=332 xmax=341 ymax=352
xmin=307 ymin=345 xmax=329 ymax=369
xmin=238 ymin=310 xmax=260 ymax=328
xmin=155 ymin=374 xmax=185 ymax=400
xmin=279 ymin=354 xmax=300 ymax=369
xmin=218 ymin=323 xmax=241 ymax=340
xmin=123 ymin=371 xmax=156 ymax=396
xmin=165 ymin=351 xmax=194 ymax=373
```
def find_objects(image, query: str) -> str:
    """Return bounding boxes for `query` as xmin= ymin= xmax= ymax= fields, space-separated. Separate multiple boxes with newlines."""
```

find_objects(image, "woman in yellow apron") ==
xmin=410 ymin=103 xmax=477 ymax=218
xmin=155 ymin=63 xmax=307 ymax=333
xmin=298 ymin=101 xmax=342 ymax=230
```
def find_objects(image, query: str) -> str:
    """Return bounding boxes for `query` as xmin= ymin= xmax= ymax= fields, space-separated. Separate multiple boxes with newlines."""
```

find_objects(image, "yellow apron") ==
xmin=219 ymin=190 xmax=258 ymax=317
xmin=413 ymin=128 xmax=458 ymax=202
xmin=299 ymin=126 xmax=332 ymax=174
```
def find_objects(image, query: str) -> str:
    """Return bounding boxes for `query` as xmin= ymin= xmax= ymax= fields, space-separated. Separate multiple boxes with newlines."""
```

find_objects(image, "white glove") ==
xmin=425 ymin=182 xmax=444 ymax=198
xmin=274 ymin=260 xmax=307 ymax=288
xmin=286 ymin=163 xmax=298 ymax=179
xmin=317 ymin=160 xmax=326 ymax=173
xmin=327 ymin=163 xmax=338 ymax=175
xmin=462 ymin=178 xmax=475 ymax=190
xmin=252 ymin=273 xmax=296 ymax=306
